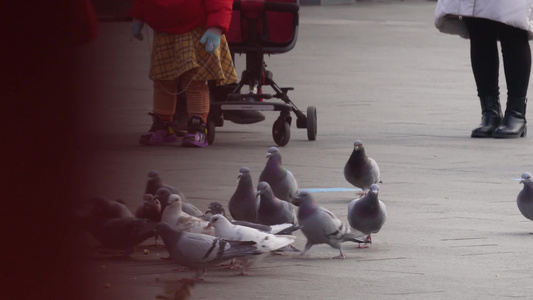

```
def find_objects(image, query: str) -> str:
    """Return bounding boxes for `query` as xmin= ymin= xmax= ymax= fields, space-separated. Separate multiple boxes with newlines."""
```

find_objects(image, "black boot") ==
xmin=493 ymin=97 xmax=527 ymax=138
xmin=471 ymin=96 xmax=502 ymax=138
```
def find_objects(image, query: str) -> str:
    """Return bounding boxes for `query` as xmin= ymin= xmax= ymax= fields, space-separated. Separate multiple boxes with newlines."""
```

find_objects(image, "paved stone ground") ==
xmin=74 ymin=1 xmax=533 ymax=299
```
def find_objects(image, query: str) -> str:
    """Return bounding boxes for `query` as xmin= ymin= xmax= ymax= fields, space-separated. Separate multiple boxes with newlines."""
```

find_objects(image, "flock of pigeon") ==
xmin=75 ymin=142 xmax=387 ymax=281
xmin=75 ymin=141 xmax=533 ymax=281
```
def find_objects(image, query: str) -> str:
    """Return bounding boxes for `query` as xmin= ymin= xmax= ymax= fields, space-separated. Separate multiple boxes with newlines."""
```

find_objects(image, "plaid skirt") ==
xmin=149 ymin=27 xmax=238 ymax=86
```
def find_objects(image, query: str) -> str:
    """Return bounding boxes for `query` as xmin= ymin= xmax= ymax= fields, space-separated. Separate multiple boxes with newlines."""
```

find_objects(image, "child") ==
xmin=130 ymin=0 xmax=238 ymax=147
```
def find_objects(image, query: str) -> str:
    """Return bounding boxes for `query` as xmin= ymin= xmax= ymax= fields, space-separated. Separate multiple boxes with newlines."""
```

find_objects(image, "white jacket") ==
xmin=435 ymin=0 xmax=533 ymax=39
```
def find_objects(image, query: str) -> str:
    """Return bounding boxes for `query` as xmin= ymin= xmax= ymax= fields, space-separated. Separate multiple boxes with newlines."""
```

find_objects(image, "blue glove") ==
xmin=200 ymin=28 xmax=222 ymax=54
xmin=132 ymin=19 xmax=145 ymax=41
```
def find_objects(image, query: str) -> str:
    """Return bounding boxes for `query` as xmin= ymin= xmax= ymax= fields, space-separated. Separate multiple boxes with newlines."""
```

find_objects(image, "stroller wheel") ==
xmin=207 ymin=119 xmax=216 ymax=145
xmin=272 ymin=118 xmax=291 ymax=146
xmin=307 ymin=106 xmax=317 ymax=141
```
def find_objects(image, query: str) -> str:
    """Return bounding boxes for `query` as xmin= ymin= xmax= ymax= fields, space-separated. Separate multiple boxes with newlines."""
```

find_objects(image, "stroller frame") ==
xmin=207 ymin=0 xmax=317 ymax=146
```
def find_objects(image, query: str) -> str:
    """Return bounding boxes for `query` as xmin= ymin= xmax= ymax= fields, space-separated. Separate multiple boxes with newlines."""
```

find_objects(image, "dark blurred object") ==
xmin=0 ymin=1 xmax=98 ymax=299
xmin=90 ymin=0 xmax=134 ymax=21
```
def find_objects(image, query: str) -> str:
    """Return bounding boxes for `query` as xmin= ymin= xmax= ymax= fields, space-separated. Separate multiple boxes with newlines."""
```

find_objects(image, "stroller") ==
xmin=207 ymin=0 xmax=317 ymax=146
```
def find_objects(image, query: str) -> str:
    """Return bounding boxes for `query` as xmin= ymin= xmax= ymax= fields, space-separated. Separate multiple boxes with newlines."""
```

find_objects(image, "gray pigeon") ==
xmin=145 ymin=170 xmax=180 ymax=195
xmin=205 ymin=201 xmax=227 ymax=217
xmin=155 ymin=187 xmax=204 ymax=218
xmin=256 ymin=181 xmax=297 ymax=226
xmin=156 ymin=222 xmax=261 ymax=281
xmin=347 ymin=184 xmax=387 ymax=246
xmin=344 ymin=140 xmax=381 ymax=192
xmin=517 ymin=172 xmax=533 ymax=221
xmin=259 ymin=147 xmax=299 ymax=203
xmin=293 ymin=192 xmax=368 ymax=259
xmin=89 ymin=196 xmax=134 ymax=218
xmin=80 ymin=214 xmax=158 ymax=256
xmin=229 ymin=167 xmax=259 ymax=222
xmin=135 ymin=194 xmax=162 ymax=221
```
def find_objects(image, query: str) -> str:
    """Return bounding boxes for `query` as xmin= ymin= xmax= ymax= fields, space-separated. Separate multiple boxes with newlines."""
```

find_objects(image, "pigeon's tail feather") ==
xmin=273 ymin=244 xmax=301 ymax=253
xmin=221 ymin=240 xmax=262 ymax=259
xmin=273 ymin=224 xmax=301 ymax=235
xmin=341 ymin=233 xmax=369 ymax=244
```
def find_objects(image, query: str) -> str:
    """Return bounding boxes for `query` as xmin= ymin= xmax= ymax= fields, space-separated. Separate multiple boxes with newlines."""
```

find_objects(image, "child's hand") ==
xmin=132 ymin=19 xmax=145 ymax=41
xmin=200 ymin=27 xmax=222 ymax=54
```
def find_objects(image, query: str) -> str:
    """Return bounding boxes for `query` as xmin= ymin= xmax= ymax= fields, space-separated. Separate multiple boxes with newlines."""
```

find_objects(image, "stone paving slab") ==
xmin=75 ymin=1 xmax=533 ymax=299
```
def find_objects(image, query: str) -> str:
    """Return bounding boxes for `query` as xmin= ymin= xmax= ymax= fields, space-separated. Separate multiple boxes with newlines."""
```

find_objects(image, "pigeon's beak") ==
xmin=205 ymin=209 xmax=211 ymax=215
xmin=266 ymin=153 xmax=272 ymax=158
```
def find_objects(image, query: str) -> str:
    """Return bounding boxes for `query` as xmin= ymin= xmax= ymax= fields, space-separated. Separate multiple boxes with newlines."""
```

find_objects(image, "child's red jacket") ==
xmin=130 ymin=0 xmax=234 ymax=35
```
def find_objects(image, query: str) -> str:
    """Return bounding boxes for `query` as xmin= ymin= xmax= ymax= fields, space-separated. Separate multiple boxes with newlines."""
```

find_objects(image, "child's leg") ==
xmin=139 ymin=80 xmax=180 ymax=145
xmin=153 ymin=80 xmax=178 ymax=121
xmin=182 ymin=72 xmax=209 ymax=123
xmin=180 ymin=71 xmax=209 ymax=147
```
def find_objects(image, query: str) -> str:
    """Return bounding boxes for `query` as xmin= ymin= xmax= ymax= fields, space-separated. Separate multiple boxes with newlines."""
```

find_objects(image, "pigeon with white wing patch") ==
xmin=161 ymin=194 xmax=214 ymax=236
xmin=207 ymin=214 xmax=296 ymax=275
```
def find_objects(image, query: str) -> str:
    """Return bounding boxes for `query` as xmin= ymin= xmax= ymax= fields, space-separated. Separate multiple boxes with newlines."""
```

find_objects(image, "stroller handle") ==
xmin=233 ymin=0 xmax=300 ymax=14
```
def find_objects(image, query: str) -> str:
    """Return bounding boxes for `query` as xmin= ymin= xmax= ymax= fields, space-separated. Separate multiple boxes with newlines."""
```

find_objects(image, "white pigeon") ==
xmin=161 ymin=194 xmax=214 ymax=236
xmin=207 ymin=214 xmax=296 ymax=275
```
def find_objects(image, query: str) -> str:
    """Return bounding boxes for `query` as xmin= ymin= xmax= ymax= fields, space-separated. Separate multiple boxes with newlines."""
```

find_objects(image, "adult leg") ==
xmin=465 ymin=18 xmax=502 ymax=137
xmin=494 ymin=23 xmax=530 ymax=138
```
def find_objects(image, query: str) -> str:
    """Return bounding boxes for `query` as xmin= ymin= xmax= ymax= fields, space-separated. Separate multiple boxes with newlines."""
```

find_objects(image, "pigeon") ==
xmin=135 ymin=194 xmax=163 ymax=221
xmin=156 ymin=222 xmax=261 ymax=281
xmin=79 ymin=214 xmax=158 ymax=256
xmin=206 ymin=201 xmax=298 ymax=234
xmin=292 ymin=192 xmax=368 ymax=259
xmin=230 ymin=220 xmax=300 ymax=235
xmin=145 ymin=170 xmax=181 ymax=195
xmin=259 ymin=147 xmax=299 ymax=203
xmin=228 ymin=167 xmax=259 ymax=222
xmin=207 ymin=214 xmax=296 ymax=251
xmin=517 ymin=172 xmax=533 ymax=222
xmin=205 ymin=201 xmax=227 ymax=217
xmin=347 ymin=184 xmax=387 ymax=246
xmin=256 ymin=181 xmax=297 ymax=226
xmin=89 ymin=196 xmax=134 ymax=219
xmin=207 ymin=214 xmax=296 ymax=274
xmin=154 ymin=187 xmax=204 ymax=218
xmin=161 ymin=194 xmax=214 ymax=235
xmin=344 ymin=140 xmax=381 ymax=192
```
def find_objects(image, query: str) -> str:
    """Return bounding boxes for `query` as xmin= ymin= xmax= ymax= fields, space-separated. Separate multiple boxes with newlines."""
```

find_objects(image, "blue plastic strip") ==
xmin=300 ymin=187 xmax=362 ymax=193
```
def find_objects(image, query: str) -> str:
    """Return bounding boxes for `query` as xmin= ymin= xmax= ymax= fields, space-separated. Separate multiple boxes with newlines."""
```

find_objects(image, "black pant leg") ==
xmin=465 ymin=18 xmax=500 ymax=97
xmin=497 ymin=23 xmax=531 ymax=98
